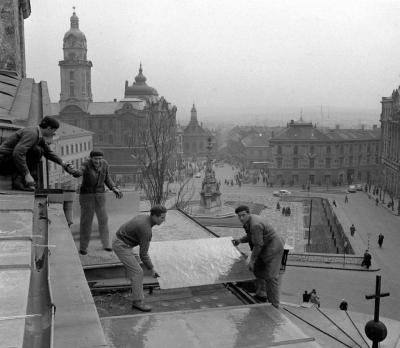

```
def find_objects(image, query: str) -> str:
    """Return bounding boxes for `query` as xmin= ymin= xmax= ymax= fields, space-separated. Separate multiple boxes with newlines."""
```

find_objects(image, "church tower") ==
xmin=59 ymin=9 xmax=92 ymax=112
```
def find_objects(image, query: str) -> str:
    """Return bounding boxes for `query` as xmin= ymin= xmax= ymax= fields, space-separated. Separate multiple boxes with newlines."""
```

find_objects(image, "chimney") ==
xmin=113 ymin=98 xmax=117 ymax=102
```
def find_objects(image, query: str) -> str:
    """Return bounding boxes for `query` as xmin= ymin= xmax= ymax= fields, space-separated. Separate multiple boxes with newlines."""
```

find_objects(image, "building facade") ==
xmin=241 ymin=132 xmax=273 ymax=168
xmin=380 ymin=88 xmax=400 ymax=200
xmin=182 ymin=104 xmax=212 ymax=159
xmin=269 ymin=120 xmax=380 ymax=187
xmin=52 ymin=11 xmax=177 ymax=185
xmin=48 ymin=122 xmax=93 ymax=189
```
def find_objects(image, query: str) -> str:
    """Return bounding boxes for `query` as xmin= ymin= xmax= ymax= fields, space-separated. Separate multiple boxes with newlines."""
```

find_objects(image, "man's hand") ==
xmin=151 ymin=269 xmax=160 ymax=278
xmin=24 ymin=173 xmax=35 ymax=187
xmin=63 ymin=162 xmax=81 ymax=177
xmin=248 ymin=260 xmax=255 ymax=272
xmin=113 ymin=188 xmax=123 ymax=199
xmin=232 ymin=239 xmax=241 ymax=246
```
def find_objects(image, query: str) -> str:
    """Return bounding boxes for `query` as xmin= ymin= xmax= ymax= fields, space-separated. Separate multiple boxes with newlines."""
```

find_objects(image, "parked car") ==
xmin=194 ymin=172 xmax=202 ymax=178
xmin=273 ymin=189 xmax=292 ymax=197
xmin=348 ymin=185 xmax=357 ymax=193
xmin=355 ymin=184 xmax=363 ymax=191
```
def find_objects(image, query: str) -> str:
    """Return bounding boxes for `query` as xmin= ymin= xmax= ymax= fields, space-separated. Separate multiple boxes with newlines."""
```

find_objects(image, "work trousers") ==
xmin=0 ymin=145 xmax=42 ymax=178
xmin=79 ymin=193 xmax=110 ymax=251
xmin=255 ymin=276 xmax=281 ymax=308
xmin=112 ymin=237 xmax=144 ymax=301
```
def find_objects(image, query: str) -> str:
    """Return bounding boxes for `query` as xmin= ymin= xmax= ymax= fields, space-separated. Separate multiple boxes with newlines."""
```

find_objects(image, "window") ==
xmin=293 ymin=145 xmax=298 ymax=155
xmin=310 ymin=145 xmax=314 ymax=154
xmin=293 ymin=158 xmax=298 ymax=168
xmin=277 ymin=158 xmax=282 ymax=168
xmin=66 ymin=146 xmax=69 ymax=155
xmin=326 ymin=145 xmax=331 ymax=154
xmin=84 ymin=142 xmax=87 ymax=151
xmin=61 ymin=146 xmax=64 ymax=156
xmin=69 ymin=84 xmax=74 ymax=97
xmin=75 ymin=144 xmax=78 ymax=153
xmin=70 ymin=71 xmax=74 ymax=81
xmin=70 ymin=144 xmax=74 ymax=154
xmin=277 ymin=145 xmax=282 ymax=155
xmin=309 ymin=158 xmax=315 ymax=168
xmin=349 ymin=156 xmax=353 ymax=166
xmin=349 ymin=145 xmax=353 ymax=154
xmin=80 ymin=143 xmax=82 ymax=152
xmin=340 ymin=144 xmax=344 ymax=155
xmin=326 ymin=158 xmax=331 ymax=168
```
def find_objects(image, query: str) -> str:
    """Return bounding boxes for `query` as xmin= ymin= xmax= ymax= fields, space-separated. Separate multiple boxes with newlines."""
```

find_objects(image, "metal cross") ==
xmin=365 ymin=275 xmax=390 ymax=322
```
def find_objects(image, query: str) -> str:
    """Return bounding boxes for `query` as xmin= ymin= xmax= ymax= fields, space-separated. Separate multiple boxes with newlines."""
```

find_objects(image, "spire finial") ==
xmin=139 ymin=62 xmax=143 ymax=73
xmin=72 ymin=6 xmax=76 ymax=12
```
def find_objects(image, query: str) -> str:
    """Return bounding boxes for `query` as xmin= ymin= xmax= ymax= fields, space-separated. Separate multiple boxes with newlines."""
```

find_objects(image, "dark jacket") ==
xmin=0 ymin=126 xmax=63 ymax=175
xmin=76 ymin=159 xmax=116 ymax=194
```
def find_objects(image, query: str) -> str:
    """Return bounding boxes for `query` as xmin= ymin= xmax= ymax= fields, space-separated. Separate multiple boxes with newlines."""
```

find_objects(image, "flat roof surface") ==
xmin=101 ymin=304 xmax=321 ymax=348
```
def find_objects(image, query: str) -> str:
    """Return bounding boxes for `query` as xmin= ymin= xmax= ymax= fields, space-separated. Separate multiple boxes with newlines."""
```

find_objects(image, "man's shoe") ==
xmin=104 ymin=248 xmax=112 ymax=252
xmin=79 ymin=250 xmax=87 ymax=255
xmin=254 ymin=295 xmax=267 ymax=303
xmin=12 ymin=176 xmax=34 ymax=191
xmin=131 ymin=301 xmax=152 ymax=312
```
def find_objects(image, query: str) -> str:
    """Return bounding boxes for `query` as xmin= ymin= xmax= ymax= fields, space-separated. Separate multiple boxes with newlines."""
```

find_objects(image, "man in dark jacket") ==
xmin=112 ymin=205 xmax=166 ymax=312
xmin=233 ymin=205 xmax=285 ymax=308
xmin=71 ymin=150 xmax=123 ymax=255
xmin=0 ymin=116 xmax=75 ymax=190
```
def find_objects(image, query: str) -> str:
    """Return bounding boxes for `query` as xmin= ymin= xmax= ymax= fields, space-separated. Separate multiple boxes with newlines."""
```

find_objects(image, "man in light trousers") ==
xmin=112 ymin=205 xmax=166 ymax=312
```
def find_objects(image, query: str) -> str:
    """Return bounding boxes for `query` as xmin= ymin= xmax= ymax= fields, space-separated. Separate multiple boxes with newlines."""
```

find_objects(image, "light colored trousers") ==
xmin=112 ymin=237 xmax=144 ymax=301
xmin=79 ymin=193 xmax=110 ymax=251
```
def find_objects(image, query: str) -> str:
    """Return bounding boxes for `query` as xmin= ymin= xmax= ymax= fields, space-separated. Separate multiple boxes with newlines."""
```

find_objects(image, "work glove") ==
xmin=151 ymin=269 xmax=160 ymax=278
xmin=113 ymin=187 xmax=123 ymax=199
xmin=232 ymin=239 xmax=240 ymax=246
xmin=248 ymin=260 xmax=255 ymax=272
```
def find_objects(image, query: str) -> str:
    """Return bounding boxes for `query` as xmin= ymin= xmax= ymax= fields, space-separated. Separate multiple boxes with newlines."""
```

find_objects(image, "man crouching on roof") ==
xmin=112 ymin=205 xmax=166 ymax=312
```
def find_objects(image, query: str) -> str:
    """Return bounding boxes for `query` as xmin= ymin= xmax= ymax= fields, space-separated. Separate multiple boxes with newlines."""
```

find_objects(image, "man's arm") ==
xmin=139 ymin=237 xmax=154 ymax=271
xmin=103 ymin=162 xmax=123 ymax=198
xmin=249 ymin=224 xmax=264 ymax=265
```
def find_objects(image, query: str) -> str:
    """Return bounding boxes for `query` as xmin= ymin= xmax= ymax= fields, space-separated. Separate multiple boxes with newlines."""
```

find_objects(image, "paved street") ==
xmin=209 ymin=164 xmax=400 ymax=321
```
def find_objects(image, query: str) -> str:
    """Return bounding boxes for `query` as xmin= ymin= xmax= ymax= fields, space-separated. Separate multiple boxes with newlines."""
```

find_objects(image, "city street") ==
xmin=208 ymin=164 xmax=400 ymax=321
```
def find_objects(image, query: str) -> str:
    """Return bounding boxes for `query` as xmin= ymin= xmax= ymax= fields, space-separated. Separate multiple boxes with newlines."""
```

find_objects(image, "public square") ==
xmin=203 ymin=164 xmax=400 ymax=321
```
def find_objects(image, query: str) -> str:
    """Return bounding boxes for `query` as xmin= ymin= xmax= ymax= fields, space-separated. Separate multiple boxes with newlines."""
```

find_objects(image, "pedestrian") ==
xmin=287 ymin=207 xmax=291 ymax=216
xmin=282 ymin=207 xmax=285 ymax=215
xmin=276 ymin=202 xmax=281 ymax=210
xmin=339 ymin=299 xmax=348 ymax=311
xmin=361 ymin=250 xmax=372 ymax=269
xmin=302 ymin=290 xmax=310 ymax=303
xmin=112 ymin=205 xmax=166 ymax=312
xmin=72 ymin=150 xmax=123 ymax=255
xmin=375 ymin=198 xmax=379 ymax=206
xmin=0 ymin=116 xmax=76 ymax=190
xmin=344 ymin=195 xmax=348 ymax=203
xmin=232 ymin=205 xmax=285 ymax=308
xmin=309 ymin=289 xmax=320 ymax=308
xmin=350 ymin=224 xmax=356 ymax=237
xmin=378 ymin=234 xmax=384 ymax=248
xmin=332 ymin=200 xmax=337 ymax=207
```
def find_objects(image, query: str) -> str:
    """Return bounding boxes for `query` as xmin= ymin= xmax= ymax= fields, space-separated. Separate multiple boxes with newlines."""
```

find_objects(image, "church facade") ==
xmin=182 ymin=104 xmax=212 ymax=160
xmin=51 ymin=11 xmax=177 ymax=185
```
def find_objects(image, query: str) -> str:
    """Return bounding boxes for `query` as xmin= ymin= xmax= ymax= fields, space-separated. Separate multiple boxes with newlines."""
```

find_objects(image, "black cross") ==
xmin=365 ymin=275 xmax=390 ymax=322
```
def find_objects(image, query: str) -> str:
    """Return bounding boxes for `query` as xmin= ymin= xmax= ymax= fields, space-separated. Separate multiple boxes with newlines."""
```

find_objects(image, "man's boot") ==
xmin=12 ymin=175 xmax=34 ymax=191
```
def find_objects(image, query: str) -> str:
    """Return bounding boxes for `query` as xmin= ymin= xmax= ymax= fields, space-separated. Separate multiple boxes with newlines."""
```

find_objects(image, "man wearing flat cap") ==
xmin=71 ymin=149 xmax=123 ymax=255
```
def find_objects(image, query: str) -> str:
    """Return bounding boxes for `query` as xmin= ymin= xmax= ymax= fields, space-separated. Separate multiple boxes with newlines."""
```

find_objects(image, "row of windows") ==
xmin=276 ymin=143 xmax=378 ymax=155
xmin=60 ymin=141 xmax=91 ymax=156
xmin=276 ymin=156 xmax=378 ymax=168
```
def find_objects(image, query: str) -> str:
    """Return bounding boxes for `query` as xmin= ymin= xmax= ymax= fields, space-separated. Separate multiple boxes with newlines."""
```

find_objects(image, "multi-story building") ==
xmin=47 ymin=122 xmax=93 ymax=189
xmin=380 ymin=88 xmax=400 ymax=203
xmin=241 ymin=132 xmax=273 ymax=169
xmin=182 ymin=104 xmax=212 ymax=160
xmin=269 ymin=119 xmax=380 ymax=187
xmin=51 ymin=11 xmax=177 ymax=185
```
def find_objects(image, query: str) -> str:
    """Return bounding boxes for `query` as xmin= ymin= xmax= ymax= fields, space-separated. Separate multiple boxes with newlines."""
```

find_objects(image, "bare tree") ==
xmin=133 ymin=98 xmax=177 ymax=206
xmin=174 ymin=176 xmax=196 ymax=213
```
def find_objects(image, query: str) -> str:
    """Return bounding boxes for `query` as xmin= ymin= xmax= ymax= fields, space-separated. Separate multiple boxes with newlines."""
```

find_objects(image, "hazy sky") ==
xmin=25 ymin=0 xmax=400 ymax=123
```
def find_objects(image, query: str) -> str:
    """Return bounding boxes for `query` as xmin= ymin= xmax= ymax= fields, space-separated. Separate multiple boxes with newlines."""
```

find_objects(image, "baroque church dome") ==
xmin=63 ymin=11 xmax=87 ymax=49
xmin=124 ymin=64 xmax=159 ymax=99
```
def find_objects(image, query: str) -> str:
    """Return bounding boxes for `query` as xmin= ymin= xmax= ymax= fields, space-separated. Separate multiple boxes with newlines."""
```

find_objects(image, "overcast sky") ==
xmin=25 ymin=0 xmax=400 ymax=123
